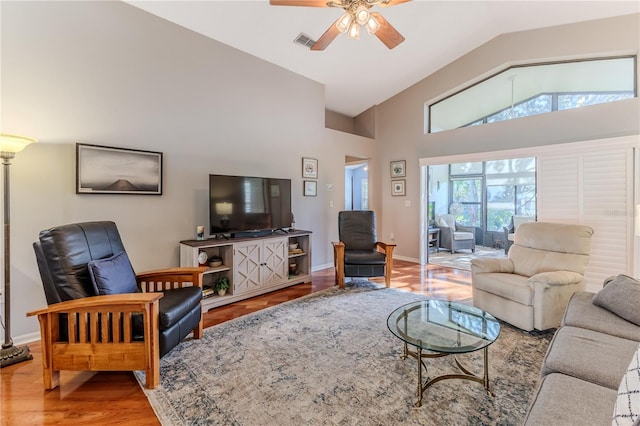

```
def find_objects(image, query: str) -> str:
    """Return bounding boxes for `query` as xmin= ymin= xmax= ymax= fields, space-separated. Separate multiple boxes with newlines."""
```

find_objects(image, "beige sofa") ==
xmin=471 ymin=222 xmax=593 ymax=331
xmin=524 ymin=275 xmax=640 ymax=425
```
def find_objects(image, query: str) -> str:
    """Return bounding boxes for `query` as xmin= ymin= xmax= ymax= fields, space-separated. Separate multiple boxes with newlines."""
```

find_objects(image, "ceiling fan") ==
xmin=269 ymin=0 xmax=411 ymax=51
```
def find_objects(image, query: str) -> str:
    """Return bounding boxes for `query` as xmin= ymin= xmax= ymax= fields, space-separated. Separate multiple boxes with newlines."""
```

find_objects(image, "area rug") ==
xmin=429 ymin=247 xmax=506 ymax=271
xmin=135 ymin=281 xmax=552 ymax=425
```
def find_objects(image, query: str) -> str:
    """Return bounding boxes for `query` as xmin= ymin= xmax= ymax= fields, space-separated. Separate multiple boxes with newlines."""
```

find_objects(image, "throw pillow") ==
xmin=612 ymin=344 xmax=640 ymax=426
xmin=593 ymin=275 xmax=640 ymax=326
xmin=87 ymin=251 xmax=139 ymax=295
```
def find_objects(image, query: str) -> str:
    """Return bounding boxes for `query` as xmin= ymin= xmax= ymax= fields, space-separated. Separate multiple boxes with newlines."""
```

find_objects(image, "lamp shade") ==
xmin=215 ymin=202 xmax=233 ymax=216
xmin=0 ymin=134 xmax=37 ymax=154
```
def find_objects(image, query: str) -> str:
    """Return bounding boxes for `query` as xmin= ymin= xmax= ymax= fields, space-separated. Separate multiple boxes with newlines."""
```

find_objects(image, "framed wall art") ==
xmin=303 ymin=180 xmax=317 ymax=197
xmin=390 ymin=160 xmax=406 ymax=178
xmin=302 ymin=157 xmax=318 ymax=179
xmin=391 ymin=179 xmax=406 ymax=196
xmin=76 ymin=143 xmax=163 ymax=195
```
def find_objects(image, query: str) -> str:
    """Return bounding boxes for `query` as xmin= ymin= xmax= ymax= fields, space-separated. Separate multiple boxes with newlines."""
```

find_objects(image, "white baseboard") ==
xmin=13 ymin=331 xmax=40 ymax=345
xmin=394 ymin=255 xmax=419 ymax=264
xmin=312 ymin=263 xmax=333 ymax=272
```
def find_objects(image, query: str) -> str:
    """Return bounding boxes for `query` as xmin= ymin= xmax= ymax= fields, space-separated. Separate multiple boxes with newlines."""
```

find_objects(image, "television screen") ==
xmin=209 ymin=174 xmax=292 ymax=235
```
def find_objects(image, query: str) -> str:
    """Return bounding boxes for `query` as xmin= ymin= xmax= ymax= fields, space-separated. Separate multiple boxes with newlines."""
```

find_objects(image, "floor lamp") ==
xmin=0 ymin=134 xmax=37 ymax=368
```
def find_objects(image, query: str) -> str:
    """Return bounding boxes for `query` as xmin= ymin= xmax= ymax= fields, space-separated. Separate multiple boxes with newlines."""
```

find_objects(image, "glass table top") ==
xmin=387 ymin=299 xmax=500 ymax=354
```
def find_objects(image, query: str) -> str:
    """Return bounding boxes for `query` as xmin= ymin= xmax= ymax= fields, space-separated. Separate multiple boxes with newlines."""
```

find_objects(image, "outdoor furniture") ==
xmin=434 ymin=214 xmax=476 ymax=253
xmin=29 ymin=221 xmax=206 ymax=389
xmin=503 ymin=215 xmax=535 ymax=254
xmin=471 ymin=221 xmax=593 ymax=331
xmin=333 ymin=210 xmax=396 ymax=288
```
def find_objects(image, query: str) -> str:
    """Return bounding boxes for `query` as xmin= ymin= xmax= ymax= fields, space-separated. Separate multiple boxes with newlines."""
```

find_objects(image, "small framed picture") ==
xmin=303 ymin=180 xmax=317 ymax=197
xmin=390 ymin=160 xmax=406 ymax=178
xmin=302 ymin=157 xmax=318 ymax=179
xmin=391 ymin=179 xmax=406 ymax=196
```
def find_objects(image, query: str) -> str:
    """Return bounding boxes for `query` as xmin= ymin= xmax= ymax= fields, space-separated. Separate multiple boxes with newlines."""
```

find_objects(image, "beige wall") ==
xmin=374 ymin=14 xmax=640 ymax=261
xmin=0 ymin=1 xmax=373 ymax=338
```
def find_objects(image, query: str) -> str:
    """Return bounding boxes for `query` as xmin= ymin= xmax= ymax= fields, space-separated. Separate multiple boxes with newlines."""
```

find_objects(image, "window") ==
xmin=444 ymin=158 xmax=535 ymax=232
xmin=428 ymin=57 xmax=636 ymax=133
xmin=450 ymin=162 xmax=483 ymax=227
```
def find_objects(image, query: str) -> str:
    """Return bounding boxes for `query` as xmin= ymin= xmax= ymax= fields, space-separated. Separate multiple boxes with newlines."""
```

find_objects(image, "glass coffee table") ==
xmin=387 ymin=299 xmax=500 ymax=407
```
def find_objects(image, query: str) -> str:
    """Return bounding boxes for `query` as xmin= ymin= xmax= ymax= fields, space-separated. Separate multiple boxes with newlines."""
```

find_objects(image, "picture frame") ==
xmin=302 ymin=157 xmax=318 ymax=179
xmin=391 ymin=179 xmax=406 ymax=196
xmin=303 ymin=180 xmax=317 ymax=197
xmin=76 ymin=143 xmax=163 ymax=195
xmin=390 ymin=160 xmax=406 ymax=178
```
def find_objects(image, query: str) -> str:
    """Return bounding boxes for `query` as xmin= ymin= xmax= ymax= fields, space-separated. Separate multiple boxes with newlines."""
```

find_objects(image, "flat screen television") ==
xmin=209 ymin=174 xmax=292 ymax=236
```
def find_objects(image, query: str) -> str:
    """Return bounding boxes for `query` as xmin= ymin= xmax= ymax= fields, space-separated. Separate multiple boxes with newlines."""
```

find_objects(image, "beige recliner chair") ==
xmin=471 ymin=222 xmax=593 ymax=331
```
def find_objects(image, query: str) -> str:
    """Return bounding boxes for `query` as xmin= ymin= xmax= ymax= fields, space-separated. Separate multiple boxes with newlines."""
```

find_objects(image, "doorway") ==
xmin=345 ymin=157 xmax=369 ymax=210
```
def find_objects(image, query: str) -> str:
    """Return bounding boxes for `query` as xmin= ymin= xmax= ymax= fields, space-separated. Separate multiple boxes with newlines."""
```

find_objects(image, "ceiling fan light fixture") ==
xmin=347 ymin=21 xmax=360 ymax=40
xmin=354 ymin=5 xmax=370 ymax=25
xmin=335 ymin=12 xmax=353 ymax=33
xmin=365 ymin=15 xmax=380 ymax=34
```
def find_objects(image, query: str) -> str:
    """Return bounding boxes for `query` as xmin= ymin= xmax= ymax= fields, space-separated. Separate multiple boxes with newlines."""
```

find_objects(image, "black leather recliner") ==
xmin=332 ymin=211 xmax=396 ymax=288
xmin=33 ymin=221 xmax=203 ymax=357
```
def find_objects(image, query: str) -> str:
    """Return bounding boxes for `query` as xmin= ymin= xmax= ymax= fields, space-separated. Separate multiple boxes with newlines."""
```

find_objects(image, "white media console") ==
xmin=180 ymin=230 xmax=312 ymax=311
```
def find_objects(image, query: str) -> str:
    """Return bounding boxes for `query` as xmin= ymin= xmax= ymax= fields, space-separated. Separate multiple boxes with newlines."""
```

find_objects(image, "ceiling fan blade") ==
xmin=371 ymin=12 xmax=405 ymax=49
xmin=311 ymin=20 xmax=341 ymax=51
xmin=378 ymin=0 xmax=412 ymax=7
xmin=269 ymin=0 xmax=329 ymax=6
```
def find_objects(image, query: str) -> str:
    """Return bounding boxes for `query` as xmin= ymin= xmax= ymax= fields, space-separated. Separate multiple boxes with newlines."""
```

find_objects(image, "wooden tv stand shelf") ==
xmin=180 ymin=230 xmax=312 ymax=311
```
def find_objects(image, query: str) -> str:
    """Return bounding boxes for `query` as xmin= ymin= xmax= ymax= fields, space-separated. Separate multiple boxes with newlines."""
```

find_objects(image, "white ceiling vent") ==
xmin=293 ymin=33 xmax=316 ymax=49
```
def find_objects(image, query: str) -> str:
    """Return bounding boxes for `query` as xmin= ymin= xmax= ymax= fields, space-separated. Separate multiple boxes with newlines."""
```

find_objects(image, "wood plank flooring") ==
xmin=0 ymin=261 xmax=470 ymax=425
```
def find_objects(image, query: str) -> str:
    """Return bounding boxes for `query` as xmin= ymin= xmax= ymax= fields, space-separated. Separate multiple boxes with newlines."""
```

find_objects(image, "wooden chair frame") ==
xmin=27 ymin=267 xmax=205 ymax=390
xmin=333 ymin=241 xmax=396 ymax=289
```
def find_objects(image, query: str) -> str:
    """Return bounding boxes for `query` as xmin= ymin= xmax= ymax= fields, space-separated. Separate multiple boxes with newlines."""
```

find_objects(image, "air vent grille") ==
xmin=294 ymin=33 xmax=316 ymax=49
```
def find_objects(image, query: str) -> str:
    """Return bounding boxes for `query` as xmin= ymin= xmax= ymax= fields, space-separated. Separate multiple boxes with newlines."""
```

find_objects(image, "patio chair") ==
xmin=435 ymin=214 xmax=476 ymax=253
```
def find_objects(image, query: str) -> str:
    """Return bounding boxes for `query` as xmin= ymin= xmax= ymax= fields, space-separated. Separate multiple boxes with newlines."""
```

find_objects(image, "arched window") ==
xmin=427 ymin=56 xmax=636 ymax=133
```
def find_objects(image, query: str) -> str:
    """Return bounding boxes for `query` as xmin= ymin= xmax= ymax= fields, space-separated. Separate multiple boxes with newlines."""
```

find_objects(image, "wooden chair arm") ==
xmin=26 ymin=293 xmax=163 ymax=317
xmin=136 ymin=267 xmax=207 ymax=292
xmin=332 ymin=242 xmax=345 ymax=288
xmin=376 ymin=241 xmax=396 ymax=258
xmin=26 ymin=293 xmax=162 ymax=390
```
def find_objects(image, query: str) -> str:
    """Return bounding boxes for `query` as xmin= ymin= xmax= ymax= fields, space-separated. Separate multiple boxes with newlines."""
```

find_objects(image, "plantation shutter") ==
xmin=537 ymin=139 xmax=636 ymax=291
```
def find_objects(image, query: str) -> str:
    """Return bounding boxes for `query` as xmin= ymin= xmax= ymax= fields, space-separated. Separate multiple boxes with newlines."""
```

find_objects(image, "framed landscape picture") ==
xmin=390 ymin=160 xmax=406 ymax=178
xmin=76 ymin=143 xmax=163 ymax=195
xmin=391 ymin=179 xmax=406 ymax=196
xmin=302 ymin=157 xmax=318 ymax=179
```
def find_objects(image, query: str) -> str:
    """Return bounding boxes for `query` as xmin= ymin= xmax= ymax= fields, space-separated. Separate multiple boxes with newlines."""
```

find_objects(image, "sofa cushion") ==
xmin=541 ymin=326 xmax=639 ymax=390
xmin=471 ymin=272 xmax=532 ymax=305
xmin=87 ymin=251 xmax=139 ymax=295
xmin=344 ymin=250 xmax=386 ymax=265
xmin=452 ymin=231 xmax=474 ymax=241
xmin=158 ymin=286 xmax=202 ymax=330
xmin=524 ymin=373 xmax=617 ymax=426
xmin=562 ymin=292 xmax=640 ymax=342
xmin=593 ymin=275 xmax=640 ymax=327
xmin=612 ymin=344 xmax=640 ymax=426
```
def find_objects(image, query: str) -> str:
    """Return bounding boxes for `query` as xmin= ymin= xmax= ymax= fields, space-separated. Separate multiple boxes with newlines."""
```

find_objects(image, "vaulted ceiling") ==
xmin=126 ymin=1 xmax=639 ymax=117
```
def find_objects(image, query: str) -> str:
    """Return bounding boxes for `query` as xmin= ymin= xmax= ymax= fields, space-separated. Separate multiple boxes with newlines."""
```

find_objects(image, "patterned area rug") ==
xmin=135 ymin=281 xmax=552 ymax=425
xmin=429 ymin=247 xmax=506 ymax=271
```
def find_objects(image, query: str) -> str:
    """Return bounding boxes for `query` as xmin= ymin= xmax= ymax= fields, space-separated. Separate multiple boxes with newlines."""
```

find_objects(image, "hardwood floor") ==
xmin=1 ymin=261 xmax=470 ymax=425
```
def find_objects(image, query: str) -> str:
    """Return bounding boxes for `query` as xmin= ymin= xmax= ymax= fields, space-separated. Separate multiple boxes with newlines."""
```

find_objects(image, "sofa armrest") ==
xmin=456 ymin=223 xmax=475 ymax=233
xmin=529 ymin=271 xmax=584 ymax=286
xmin=471 ymin=257 xmax=514 ymax=274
